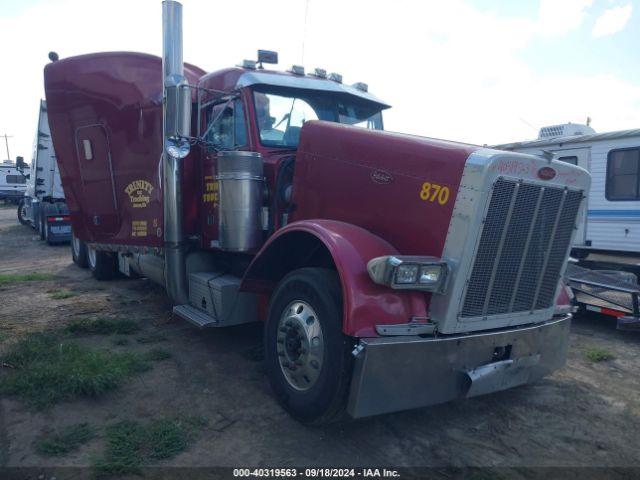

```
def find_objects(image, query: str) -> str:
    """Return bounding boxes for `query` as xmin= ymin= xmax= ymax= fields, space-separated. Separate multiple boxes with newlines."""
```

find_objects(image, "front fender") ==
xmin=241 ymin=219 xmax=427 ymax=337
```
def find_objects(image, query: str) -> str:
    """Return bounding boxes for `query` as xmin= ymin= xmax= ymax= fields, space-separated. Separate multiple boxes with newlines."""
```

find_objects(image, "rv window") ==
xmin=6 ymin=175 xmax=25 ymax=184
xmin=606 ymin=148 xmax=640 ymax=201
xmin=557 ymin=155 xmax=578 ymax=165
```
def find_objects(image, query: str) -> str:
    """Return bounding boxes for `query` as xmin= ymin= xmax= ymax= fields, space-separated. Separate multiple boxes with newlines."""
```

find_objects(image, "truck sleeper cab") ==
xmin=43 ymin=1 xmax=589 ymax=423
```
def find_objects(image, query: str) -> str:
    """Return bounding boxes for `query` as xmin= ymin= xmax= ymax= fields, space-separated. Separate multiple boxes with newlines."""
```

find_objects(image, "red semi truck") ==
xmin=43 ymin=1 xmax=590 ymax=423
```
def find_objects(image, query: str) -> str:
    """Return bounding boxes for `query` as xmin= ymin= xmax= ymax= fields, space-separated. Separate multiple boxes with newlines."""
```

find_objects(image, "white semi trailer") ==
xmin=17 ymin=100 xmax=70 ymax=244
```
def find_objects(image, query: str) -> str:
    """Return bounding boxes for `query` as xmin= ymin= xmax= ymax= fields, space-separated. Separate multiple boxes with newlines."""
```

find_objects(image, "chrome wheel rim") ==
xmin=277 ymin=301 xmax=324 ymax=391
xmin=87 ymin=246 xmax=97 ymax=268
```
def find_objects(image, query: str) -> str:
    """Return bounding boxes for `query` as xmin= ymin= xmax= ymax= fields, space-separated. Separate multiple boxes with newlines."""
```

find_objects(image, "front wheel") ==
xmin=87 ymin=246 xmax=117 ymax=280
xmin=17 ymin=199 xmax=28 ymax=226
xmin=264 ymin=268 xmax=354 ymax=424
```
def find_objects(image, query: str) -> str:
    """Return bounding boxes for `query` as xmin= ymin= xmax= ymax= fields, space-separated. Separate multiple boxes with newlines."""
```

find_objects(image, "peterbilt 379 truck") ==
xmin=43 ymin=1 xmax=590 ymax=423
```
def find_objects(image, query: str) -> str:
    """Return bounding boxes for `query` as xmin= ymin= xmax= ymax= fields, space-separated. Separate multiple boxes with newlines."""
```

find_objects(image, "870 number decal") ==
xmin=419 ymin=182 xmax=450 ymax=205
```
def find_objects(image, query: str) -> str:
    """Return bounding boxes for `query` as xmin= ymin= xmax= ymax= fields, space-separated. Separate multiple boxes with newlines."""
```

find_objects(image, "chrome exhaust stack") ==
xmin=162 ymin=0 xmax=191 ymax=304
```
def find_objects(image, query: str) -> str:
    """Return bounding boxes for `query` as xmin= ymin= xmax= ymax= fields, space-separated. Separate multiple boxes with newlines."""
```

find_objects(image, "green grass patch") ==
xmin=95 ymin=417 xmax=205 ymax=476
xmin=49 ymin=289 xmax=78 ymax=300
xmin=65 ymin=317 xmax=140 ymax=336
xmin=0 ymin=332 xmax=7 ymax=343
xmin=135 ymin=333 xmax=168 ymax=344
xmin=0 ymin=273 xmax=55 ymax=285
xmin=0 ymin=332 xmax=151 ymax=408
xmin=34 ymin=423 xmax=95 ymax=456
xmin=142 ymin=349 xmax=171 ymax=362
xmin=585 ymin=347 xmax=615 ymax=363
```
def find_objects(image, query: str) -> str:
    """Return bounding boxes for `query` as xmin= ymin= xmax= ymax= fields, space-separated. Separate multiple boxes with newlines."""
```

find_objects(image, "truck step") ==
xmin=173 ymin=304 xmax=217 ymax=328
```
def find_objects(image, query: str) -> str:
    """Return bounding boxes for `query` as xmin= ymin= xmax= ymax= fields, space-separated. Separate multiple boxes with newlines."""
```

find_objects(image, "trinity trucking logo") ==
xmin=124 ymin=179 xmax=154 ymax=208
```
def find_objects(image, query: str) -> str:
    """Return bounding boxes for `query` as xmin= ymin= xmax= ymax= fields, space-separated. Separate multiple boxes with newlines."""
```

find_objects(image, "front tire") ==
xmin=264 ymin=268 xmax=354 ymax=424
xmin=71 ymin=233 xmax=89 ymax=268
xmin=87 ymin=246 xmax=117 ymax=280
xmin=17 ymin=199 xmax=28 ymax=225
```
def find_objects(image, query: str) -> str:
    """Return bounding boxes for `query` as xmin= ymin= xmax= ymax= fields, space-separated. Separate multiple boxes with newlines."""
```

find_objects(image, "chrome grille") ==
xmin=461 ymin=178 xmax=583 ymax=318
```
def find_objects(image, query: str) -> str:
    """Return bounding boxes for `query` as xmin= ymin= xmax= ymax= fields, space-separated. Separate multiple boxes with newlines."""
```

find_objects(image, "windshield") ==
xmin=253 ymin=87 xmax=384 ymax=148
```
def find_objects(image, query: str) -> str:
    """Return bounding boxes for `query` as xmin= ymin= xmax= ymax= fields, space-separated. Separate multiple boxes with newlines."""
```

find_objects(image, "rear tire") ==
xmin=71 ymin=233 xmax=89 ymax=268
xmin=17 ymin=199 xmax=28 ymax=225
xmin=38 ymin=209 xmax=46 ymax=240
xmin=264 ymin=267 xmax=354 ymax=424
xmin=87 ymin=246 xmax=117 ymax=280
xmin=43 ymin=218 xmax=54 ymax=245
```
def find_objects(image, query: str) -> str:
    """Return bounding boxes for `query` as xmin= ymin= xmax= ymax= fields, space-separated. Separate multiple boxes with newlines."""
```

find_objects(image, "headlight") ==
xmin=367 ymin=256 xmax=450 ymax=293
xmin=396 ymin=264 xmax=419 ymax=284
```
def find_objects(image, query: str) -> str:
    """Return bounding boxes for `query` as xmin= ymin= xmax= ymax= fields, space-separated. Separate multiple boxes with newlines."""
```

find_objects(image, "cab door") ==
xmin=75 ymin=125 xmax=119 ymax=237
xmin=553 ymin=147 xmax=590 ymax=246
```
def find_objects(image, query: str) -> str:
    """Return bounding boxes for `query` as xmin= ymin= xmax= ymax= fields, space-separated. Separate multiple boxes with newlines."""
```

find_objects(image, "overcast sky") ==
xmin=0 ymin=0 xmax=638 ymax=163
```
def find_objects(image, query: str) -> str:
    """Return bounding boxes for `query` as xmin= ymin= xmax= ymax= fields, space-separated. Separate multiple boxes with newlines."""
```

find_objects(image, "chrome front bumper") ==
xmin=347 ymin=314 xmax=571 ymax=418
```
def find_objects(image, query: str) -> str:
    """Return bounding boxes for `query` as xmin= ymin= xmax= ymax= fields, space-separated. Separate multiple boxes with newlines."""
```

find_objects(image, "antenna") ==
xmin=1 ymin=133 xmax=12 ymax=162
xmin=301 ymin=0 xmax=310 ymax=64
xmin=518 ymin=117 xmax=537 ymax=132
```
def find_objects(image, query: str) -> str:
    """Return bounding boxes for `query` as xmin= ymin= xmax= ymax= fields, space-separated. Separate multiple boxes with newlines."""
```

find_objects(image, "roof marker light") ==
xmin=288 ymin=65 xmax=305 ymax=75
xmin=328 ymin=72 xmax=343 ymax=83
xmin=352 ymin=82 xmax=368 ymax=92
xmin=309 ymin=68 xmax=327 ymax=79
xmin=238 ymin=59 xmax=257 ymax=70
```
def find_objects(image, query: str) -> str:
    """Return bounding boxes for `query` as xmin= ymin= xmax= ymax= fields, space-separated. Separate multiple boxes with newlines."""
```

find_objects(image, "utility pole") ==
xmin=1 ymin=133 xmax=12 ymax=162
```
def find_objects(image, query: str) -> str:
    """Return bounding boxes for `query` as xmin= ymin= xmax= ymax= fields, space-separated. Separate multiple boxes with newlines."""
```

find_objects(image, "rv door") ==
xmin=553 ymin=147 xmax=590 ymax=246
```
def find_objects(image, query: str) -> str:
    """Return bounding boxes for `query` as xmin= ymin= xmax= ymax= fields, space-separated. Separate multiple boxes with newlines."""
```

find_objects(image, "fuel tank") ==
xmin=43 ymin=52 xmax=205 ymax=246
xmin=291 ymin=121 xmax=480 ymax=257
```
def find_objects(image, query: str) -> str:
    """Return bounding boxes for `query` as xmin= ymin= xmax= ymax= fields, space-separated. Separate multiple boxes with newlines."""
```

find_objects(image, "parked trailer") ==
xmin=43 ymin=1 xmax=590 ymax=422
xmin=17 ymin=100 xmax=71 ymax=245
xmin=495 ymin=123 xmax=640 ymax=270
xmin=566 ymin=263 xmax=640 ymax=330
xmin=0 ymin=160 xmax=26 ymax=204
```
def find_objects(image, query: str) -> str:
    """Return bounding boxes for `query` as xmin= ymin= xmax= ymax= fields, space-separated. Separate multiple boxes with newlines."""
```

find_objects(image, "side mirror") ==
xmin=16 ymin=156 xmax=26 ymax=172
xmin=164 ymin=80 xmax=192 ymax=159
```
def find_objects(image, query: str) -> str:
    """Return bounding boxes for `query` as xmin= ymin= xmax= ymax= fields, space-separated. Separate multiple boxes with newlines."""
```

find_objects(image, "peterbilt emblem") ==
xmin=537 ymin=166 xmax=556 ymax=180
xmin=371 ymin=169 xmax=394 ymax=184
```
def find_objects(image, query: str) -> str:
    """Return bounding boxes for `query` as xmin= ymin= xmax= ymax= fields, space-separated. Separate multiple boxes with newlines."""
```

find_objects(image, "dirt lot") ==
xmin=1 ymin=203 xmax=640 ymax=478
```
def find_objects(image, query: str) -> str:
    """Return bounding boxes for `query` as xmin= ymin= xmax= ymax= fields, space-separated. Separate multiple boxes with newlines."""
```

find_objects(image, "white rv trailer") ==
xmin=0 ymin=160 xmax=27 ymax=203
xmin=495 ymin=123 xmax=640 ymax=262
